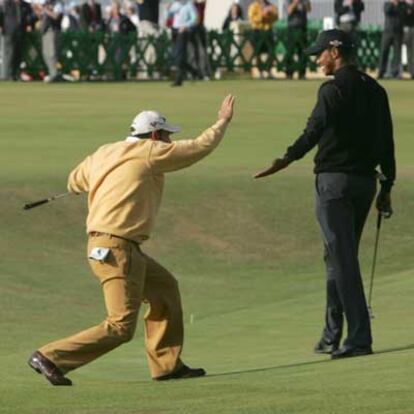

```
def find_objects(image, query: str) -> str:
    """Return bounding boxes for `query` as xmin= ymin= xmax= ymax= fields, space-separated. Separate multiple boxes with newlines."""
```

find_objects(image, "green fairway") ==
xmin=0 ymin=80 xmax=413 ymax=414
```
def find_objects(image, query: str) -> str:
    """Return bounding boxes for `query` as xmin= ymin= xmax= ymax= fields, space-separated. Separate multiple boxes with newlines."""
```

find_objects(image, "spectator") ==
xmin=40 ymin=0 xmax=63 ymax=82
xmin=137 ymin=0 xmax=158 ymax=32
xmin=137 ymin=0 xmax=159 ymax=79
xmin=404 ymin=0 xmax=414 ymax=79
xmin=125 ymin=1 xmax=139 ymax=29
xmin=378 ymin=0 xmax=407 ymax=79
xmin=168 ymin=0 xmax=200 ymax=86
xmin=218 ymin=1 xmax=245 ymax=80
xmin=79 ymin=0 xmax=103 ymax=32
xmin=248 ymin=0 xmax=278 ymax=79
xmin=106 ymin=0 xmax=136 ymax=79
xmin=190 ymin=0 xmax=211 ymax=80
xmin=61 ymin=2 xmax=81 ymax=32
xmin=222 ymin=1 xmax=244 ymax=31
xmin=0 ymin=0 xmax=36 ymax=80
xmin=335 ymin=0 xmax=365 ymax=34
xmin=124 ymin=1 xmax=139 ymax=71
xmin=285 ymin=0 xmax=311 ymax=80
xmin=107 ymin=0 xmax=135 ymax=34
xmin=77 ymin=0 xmax=103 ymax=80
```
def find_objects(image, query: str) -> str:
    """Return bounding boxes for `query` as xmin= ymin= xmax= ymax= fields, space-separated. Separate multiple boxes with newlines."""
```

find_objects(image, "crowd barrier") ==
xmin=12 ymin=27 xmax=382 ymax=81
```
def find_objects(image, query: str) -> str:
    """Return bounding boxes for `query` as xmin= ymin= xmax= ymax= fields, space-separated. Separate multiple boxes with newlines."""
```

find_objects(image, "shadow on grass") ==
xmin=374 ymin=343 xmax=414 ymax=356
xmin=207 ymin=343 xmax=414 ymax=378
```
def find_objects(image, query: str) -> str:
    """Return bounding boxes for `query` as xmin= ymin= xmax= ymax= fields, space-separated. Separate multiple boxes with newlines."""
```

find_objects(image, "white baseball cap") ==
xmin=130 ymin=111 xmax=181 ymax=136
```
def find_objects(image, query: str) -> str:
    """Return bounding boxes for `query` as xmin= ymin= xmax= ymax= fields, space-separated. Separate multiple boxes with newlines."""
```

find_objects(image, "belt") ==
xmin=89 ymin=231 xmax=141 ymax=247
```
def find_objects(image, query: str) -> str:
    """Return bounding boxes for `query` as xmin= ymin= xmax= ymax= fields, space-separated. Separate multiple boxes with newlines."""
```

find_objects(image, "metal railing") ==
xmin=11 ymin=27 xmax=382 ymax=80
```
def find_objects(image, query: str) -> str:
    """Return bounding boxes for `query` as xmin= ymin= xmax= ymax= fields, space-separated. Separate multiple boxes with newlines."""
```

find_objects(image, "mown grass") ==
xmin=0 ymin=80 xmax=413 ymax=414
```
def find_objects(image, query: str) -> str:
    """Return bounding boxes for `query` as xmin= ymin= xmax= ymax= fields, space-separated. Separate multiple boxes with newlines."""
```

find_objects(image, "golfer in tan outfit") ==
xmin=28 ymin=95 xmax=235 ymax=386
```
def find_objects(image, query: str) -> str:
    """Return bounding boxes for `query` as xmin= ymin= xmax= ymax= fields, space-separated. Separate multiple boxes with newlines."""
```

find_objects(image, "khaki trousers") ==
xmin=39 ymin=234 xmax=184 ymax=378
xmin=42 ymin=30 xmax=58 ymax=78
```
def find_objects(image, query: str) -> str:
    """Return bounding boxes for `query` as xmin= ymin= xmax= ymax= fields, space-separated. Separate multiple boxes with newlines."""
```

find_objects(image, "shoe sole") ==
xmin=331 ymin=350 xmax=373 ymax=360
xmin=28 ymin=358 xmax=72 ymax=386
xmin=154 ymin=370 xmax=206 ymax=381
xmin=314 ymin=348 xmax=336 ymax=355
xmin=28 ymin=359 xmax=42 ymax=374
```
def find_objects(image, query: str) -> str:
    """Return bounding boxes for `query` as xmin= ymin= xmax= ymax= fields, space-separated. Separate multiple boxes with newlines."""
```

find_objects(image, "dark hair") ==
xmin=130 ymin=128 xmax=152 ymax=139
xmin=338 ymin=46 xmax=354 ymax=63
xmin=131 ymin=129 xmax=169 ymax=139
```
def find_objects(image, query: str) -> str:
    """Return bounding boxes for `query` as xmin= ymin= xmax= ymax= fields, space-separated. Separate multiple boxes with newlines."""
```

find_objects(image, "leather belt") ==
xmin=89 ymin=231 xmax=141 ymax=248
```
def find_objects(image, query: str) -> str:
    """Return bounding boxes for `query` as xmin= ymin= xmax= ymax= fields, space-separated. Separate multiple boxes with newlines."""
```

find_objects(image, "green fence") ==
xmin=20 ymin=27 xmax=382 ymax=80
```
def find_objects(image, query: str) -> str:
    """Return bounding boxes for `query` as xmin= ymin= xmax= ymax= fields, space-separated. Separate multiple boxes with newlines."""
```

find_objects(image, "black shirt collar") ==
xmin=334 ymin=64 xmax=357 ymax=78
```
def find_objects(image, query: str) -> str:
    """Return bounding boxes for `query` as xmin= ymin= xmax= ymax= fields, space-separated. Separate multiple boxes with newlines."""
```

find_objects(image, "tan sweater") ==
xmin=68 ymin=119 xmax=228 ymax=243
xmin=248 ymin=2 xmax=278 ymax=31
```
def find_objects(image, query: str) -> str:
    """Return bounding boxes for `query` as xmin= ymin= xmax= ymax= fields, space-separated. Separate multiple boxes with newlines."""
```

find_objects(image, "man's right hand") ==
xmin=253 ymin=157 xmax=291 ymax=179
xmin=218 ymin=94 xmax=235 ymax=122
xmin=376 ymin=189 xmax=393 ymax=218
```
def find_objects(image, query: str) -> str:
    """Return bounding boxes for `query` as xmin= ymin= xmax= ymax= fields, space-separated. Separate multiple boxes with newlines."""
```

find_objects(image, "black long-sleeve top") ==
xmin=285 ymin=65 xmax=396 ymax=192
xmin=404 ymin=3 xmax=414 ymax=27
xmin=137 ymin=0 xmax=159 ymax=24
xmin=384 ymin=1 xmax=406 ymax=34
xmin=0 ymin=0 xmax=37 ymax=35
xmin=334 ymin=0 xmax=365 ymax=25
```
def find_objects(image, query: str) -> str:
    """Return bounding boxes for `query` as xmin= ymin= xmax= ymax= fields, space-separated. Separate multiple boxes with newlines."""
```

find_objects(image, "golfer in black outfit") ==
xmin=254 ymin=29 xmax=396 ymax=359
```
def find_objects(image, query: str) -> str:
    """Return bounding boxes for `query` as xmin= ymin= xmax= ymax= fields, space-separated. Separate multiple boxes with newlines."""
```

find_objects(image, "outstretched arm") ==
xmin=149 ymin=95 xmax=235 ymax=173
xmin=68 ymin=156 xmax=92 ymax=193
xmin=253 ymin=83 xmax=340 ymax=180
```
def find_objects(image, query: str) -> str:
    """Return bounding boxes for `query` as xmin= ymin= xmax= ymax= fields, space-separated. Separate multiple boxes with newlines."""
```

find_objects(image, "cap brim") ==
xmin=304 ymin=44 xmax=326 ymax=56
xmin=162 ymin=123 xmax=181 ymax=133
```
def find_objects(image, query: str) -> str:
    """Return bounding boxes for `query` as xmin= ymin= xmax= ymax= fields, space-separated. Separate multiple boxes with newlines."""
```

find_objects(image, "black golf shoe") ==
xmin=314 ymin=339 xmax=339 ymax=354
xmin=154 ymin=364 xmax=206 ymax=381
xmin=28 ymin=351 xmax=72 ymax=386
xmin=331 ymin=346 xmax=373 ymax=360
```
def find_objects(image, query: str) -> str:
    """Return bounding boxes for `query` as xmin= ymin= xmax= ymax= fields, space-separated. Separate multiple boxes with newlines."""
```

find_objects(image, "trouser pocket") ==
xmin=87 ymin=235 xmax=136 ymax=284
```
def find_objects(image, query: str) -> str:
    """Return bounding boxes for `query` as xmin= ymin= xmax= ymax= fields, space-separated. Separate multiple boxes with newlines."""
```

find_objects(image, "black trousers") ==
xmin=188 ymin=26 xmax=211 ymax=78
xmin=285 ymin=27 xmax=307 ymax=77
xmin=251 ymin=29 xmax=275 ymax=71
xmin=404 ymin=27 xmax=414 ymax=77
xmin=378 ymin=31 xmax=403 ymax=78
xmin=315 ymin=173 xmax=376 ymax=348
xmin=172 ymin=30 xmax=199 ymax=85
xmin=3 ymin=32 xmax=23 ymax=80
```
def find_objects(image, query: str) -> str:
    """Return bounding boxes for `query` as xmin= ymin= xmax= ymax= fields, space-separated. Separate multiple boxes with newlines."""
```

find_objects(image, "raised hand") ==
xmin=218 ymin=94 xmax=235 ymax=122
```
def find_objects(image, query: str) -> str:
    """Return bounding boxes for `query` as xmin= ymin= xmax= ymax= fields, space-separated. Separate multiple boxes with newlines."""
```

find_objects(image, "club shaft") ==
xmin=368 ymin=214 xmax=382 ymax=309
xmin=50 ymin=192 xmax=71 ymax=201
xmin=23 ymin=192 xmax=71 ymax=210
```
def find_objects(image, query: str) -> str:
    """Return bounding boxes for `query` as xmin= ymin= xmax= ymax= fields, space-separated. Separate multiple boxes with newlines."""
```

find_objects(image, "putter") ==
xmin=23 ymin=192 xmax=72 ymax=210
xmin=367 ymin=213 xmax=382 ymax=319
xmin=367 ymin=171 xmax=393 ymax=318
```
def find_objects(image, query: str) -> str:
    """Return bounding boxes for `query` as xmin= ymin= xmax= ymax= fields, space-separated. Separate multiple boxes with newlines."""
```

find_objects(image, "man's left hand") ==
xmin=376 ymin=190 xmax=393 ymax=218
xmin=253 ymin=157 xmax=291 ymax=179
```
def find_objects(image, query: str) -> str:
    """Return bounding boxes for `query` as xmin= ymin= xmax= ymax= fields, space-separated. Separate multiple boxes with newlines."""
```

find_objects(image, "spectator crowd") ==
xmin=240 ymin=0 xmax=414 ymax=80
xmin=0 ymin=0 xmax=414 ymax=82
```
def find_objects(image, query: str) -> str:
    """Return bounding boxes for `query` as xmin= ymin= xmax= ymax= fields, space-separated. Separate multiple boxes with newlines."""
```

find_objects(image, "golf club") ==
xmin=367 ymin=171 xmax=393 ymax=319
xmin=23 ymin=192 xmax=72 ymax=210
xmin=367 ymin=212 xmax=382 ymax=319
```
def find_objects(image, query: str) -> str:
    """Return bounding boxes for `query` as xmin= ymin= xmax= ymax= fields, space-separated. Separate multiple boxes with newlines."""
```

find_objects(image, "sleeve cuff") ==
xmin=380 ymin=181 xmax=393 ymax=193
